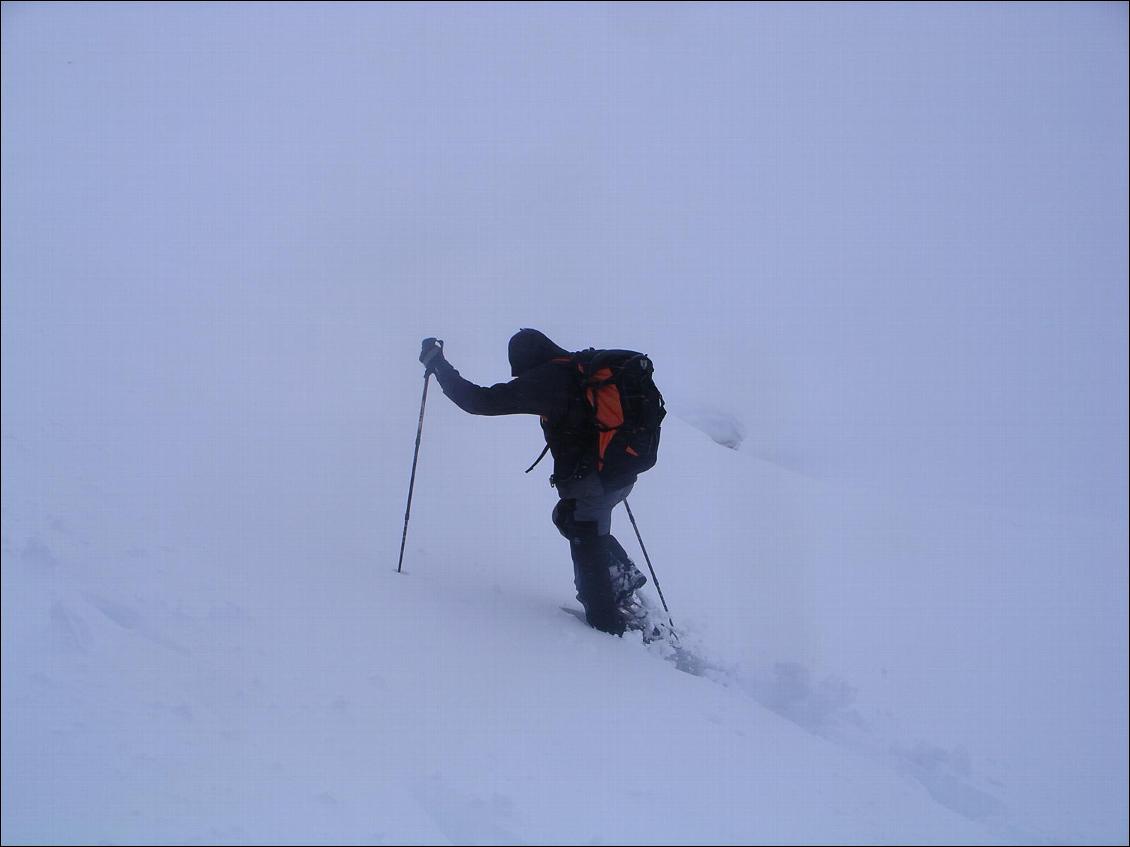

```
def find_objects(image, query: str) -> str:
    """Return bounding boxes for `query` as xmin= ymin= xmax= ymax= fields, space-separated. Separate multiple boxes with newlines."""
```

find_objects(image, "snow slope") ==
xmin=2 ymin=410 xmax=1124 ymax=844
xmin=3 ymin=3 xmax=1127 ymax=844
xmin=0 ymin=419 xmax=1012 ymax=845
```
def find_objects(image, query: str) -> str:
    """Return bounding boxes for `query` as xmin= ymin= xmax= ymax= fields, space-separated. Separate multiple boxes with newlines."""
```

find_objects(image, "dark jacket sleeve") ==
xmin=431 ymin=358 xmax=550 ymax=417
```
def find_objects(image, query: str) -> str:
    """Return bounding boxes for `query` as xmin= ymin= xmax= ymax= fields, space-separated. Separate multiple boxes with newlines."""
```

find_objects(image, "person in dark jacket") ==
xmin=419 ymin=329 xmax=647 ymax=635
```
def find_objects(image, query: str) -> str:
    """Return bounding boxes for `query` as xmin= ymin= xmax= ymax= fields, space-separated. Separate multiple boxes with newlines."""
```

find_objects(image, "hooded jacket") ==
xmin=430 ymin=329 xmax=607 ymax=484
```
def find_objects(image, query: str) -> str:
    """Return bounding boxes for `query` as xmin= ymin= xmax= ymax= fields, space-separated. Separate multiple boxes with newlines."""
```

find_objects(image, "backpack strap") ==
xmin=524 ymin=443 xmax=551 ymax=474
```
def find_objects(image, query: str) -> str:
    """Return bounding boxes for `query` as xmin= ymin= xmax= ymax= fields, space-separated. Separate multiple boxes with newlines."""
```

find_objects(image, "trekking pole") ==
xmin=623 ymin=498 xmax=676 ymax=632
xmin=397 ymin=342 xmax=441 ymax=573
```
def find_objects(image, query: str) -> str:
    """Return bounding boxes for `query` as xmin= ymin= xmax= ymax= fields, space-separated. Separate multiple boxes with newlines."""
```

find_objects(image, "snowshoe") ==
xmin=619 ymin=592 xmax=674 ymax=644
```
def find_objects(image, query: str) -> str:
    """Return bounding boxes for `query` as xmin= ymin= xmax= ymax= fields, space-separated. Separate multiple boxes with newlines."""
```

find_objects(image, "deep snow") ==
xmin=3 ymin=3 xmax=1127 ymax=844
xmin=3 ymin=411 xmax=1125 ymax=843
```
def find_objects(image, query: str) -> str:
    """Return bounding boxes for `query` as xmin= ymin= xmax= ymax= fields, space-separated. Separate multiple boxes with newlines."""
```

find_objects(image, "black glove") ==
xmin=419 ymin=337 xmax=445 ymax=372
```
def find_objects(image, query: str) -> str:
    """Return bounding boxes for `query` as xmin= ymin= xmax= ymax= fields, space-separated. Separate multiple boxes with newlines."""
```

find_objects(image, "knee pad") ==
xmin=552 ymin=499 xmax=602 ymax=543
xmin=551 ymin=499 xmax=574 ymax=539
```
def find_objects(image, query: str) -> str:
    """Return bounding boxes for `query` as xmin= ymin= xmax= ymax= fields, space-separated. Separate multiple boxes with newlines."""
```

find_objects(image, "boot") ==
xmin=606 ymin=535 xmax=647 ymax=605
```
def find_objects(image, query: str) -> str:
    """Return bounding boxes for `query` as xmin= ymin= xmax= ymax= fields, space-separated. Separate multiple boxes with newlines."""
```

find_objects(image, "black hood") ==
xmin=508 ymin=328 xmax=569 ymax=377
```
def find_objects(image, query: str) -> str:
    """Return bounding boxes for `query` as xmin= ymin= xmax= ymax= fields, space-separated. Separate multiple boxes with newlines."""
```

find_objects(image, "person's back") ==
xmin=419 ymin=329 xmax=663 ymax=635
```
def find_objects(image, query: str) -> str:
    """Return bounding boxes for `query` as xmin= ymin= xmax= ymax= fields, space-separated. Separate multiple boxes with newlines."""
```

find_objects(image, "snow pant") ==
xmin=551 ymin=474 xmax=641 ymax=635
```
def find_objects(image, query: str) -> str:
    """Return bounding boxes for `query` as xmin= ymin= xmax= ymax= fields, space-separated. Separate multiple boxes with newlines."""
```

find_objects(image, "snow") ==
xmin=3 ymin=3 xmax=1127 ymax=845
xmin=0 ymin=421 xmax=1012 ymax=845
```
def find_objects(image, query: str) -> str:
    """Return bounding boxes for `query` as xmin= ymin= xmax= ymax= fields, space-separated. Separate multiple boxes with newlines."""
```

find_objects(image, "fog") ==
xmin=3 ymin=3 xmax=1127 ymax=843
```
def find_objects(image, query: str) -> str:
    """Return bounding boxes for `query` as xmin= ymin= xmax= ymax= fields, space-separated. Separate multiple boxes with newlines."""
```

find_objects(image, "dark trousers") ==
xmin=552 ymin=474 xmax=637 ymax=634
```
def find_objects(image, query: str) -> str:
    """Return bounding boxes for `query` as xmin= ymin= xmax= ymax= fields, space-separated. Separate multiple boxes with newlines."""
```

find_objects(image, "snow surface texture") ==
xmin=3 ymin=4 xmax=1128 ymax=845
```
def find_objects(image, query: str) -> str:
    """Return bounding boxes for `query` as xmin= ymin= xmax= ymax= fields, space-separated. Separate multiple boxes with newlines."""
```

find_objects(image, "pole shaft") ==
xmin=623 ymin=497 xmax=675 ymax=631
xmin=397 ymin=372 xmax=431 ymax=573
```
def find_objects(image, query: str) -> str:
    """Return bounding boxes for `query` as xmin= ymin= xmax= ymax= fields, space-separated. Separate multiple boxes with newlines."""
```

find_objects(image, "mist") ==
xmin=3 ymin=3 xmax=1127 ymax=843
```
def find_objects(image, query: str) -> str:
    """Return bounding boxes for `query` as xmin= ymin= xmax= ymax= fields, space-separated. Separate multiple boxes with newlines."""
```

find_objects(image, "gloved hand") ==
xmin=419 ymin=337 xmax=445 ymax=372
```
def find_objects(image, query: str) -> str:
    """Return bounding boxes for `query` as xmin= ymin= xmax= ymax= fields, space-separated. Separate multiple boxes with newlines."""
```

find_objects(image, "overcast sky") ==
xmin=3 ymin=2 xmax=1126 ymax=540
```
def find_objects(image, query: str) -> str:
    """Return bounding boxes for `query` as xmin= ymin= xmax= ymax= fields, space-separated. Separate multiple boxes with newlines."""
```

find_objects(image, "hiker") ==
xmin=418 ymin=329 xmax=665 ymax=636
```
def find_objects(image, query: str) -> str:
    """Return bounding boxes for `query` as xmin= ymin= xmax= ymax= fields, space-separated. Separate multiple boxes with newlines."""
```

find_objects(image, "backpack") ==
xmin=571 ymin=348 xmax=667 ymax=484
